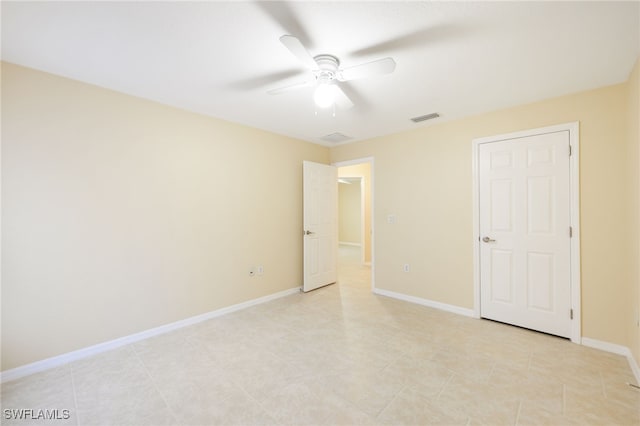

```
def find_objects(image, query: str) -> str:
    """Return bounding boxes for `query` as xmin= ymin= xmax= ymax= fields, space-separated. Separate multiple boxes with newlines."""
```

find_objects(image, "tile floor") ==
xmin=2 ymin=245 xmax=639 ymax=425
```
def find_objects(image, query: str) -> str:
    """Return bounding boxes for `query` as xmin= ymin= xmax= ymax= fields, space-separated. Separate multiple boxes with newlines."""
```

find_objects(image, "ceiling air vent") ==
xmin=410 ymin=112 xmax=440 ymax=123
xmin=320 ymin=132 xmax=352 ymax=144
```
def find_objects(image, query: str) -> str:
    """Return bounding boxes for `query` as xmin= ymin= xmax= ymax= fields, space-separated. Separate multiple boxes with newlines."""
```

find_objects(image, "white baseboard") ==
xmin=6 ymin=285 xmax=639 ymax=389
xmin=372 ymin=289 xmax=640 ymax=385
xmin=581 ymin=337 xmax=631 ymax=356
xmin=630 ymin=355 xmax=640 ymax=385
xmin=339 ymin=242 xmax=361 ymax=247
xmin=581 ymin=337 xmax=640 ymax=385
xmin=0 ymin=286 xmax=301 ymax=383
xmin=373 ymin=288 xmax=475 ymax=318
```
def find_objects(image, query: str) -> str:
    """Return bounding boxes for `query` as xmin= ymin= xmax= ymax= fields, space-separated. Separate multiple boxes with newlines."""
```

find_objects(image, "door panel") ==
xmin=490 ymin=179 xmax=513 ymax=231
xmin=527 ymin=176 xmax=555 ymax=234
xmin=490 ymin=249 xmax=513 ymax=303
xmin=527 ymin=252 xmax=554 ymax=311
xmin=479 ymin=131 xmax=571 ymax=338
xmin=303 ymin=161 xmax=337 ymax=292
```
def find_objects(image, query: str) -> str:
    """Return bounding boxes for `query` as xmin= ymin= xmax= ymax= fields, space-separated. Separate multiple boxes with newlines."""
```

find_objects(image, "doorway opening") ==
xmin=335 ymin=158 xmax=374 ymax=292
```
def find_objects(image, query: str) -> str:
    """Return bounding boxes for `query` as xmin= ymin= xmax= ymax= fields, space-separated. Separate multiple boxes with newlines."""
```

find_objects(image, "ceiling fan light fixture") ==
xmin=270 ymin=35 xmax=395 ymax=111
xmin=314 ymin=83 xmax=335 ymax=108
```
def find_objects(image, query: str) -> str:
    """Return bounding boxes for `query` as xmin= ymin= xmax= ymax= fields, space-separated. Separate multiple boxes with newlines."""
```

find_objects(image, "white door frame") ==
xmin=333 ymin=157 xmax=375 ymax=292
xmin=472 ymin=122 xmax=581 ymax=343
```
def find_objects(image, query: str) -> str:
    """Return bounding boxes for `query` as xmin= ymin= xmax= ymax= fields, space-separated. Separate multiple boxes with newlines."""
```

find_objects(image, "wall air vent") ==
xmin=410 ymin=112 xmax=440 ymax=123
xmin=320 ymin=132 xmax=352 ymax=144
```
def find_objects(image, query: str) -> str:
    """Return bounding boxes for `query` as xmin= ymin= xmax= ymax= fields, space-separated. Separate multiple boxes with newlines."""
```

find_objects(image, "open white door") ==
xmin=303 ymin=161 xmax=337 ymax=292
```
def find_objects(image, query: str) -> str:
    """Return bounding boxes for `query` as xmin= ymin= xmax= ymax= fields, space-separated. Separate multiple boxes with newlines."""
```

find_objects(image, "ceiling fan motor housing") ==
xmin=314 ymin=54 xmax=340 ymax=83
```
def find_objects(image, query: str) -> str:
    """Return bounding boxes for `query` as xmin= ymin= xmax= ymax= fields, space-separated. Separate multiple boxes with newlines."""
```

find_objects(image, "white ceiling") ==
xmin=2 ymin=1 xmax=639 ymax=146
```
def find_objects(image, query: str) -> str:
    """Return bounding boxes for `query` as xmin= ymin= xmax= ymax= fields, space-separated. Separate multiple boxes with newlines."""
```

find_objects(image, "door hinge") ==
xmin=570 ymin=308 xmax=574 ymax=320
xmin=569 ymin=226 xmax=573 ymax=238
xmin=569 ymin=145 xmax=572 ymax=156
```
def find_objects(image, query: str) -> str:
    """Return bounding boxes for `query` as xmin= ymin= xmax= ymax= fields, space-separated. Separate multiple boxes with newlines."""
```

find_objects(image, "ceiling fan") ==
xmin=268 ymin=35 xmax=396 ymax=109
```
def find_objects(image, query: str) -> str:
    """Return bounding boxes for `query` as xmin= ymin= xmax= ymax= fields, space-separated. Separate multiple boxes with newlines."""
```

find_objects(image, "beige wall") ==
xmin=1 ymin=62 xmax=329 ymax=371
xmin=3 ymin=58 xmax=639 ymax=372
xmin=338 ymin=163 xmax=372 ymax=263
xmin=627 ymin=57 xmax=640 ymax=364
xmin=338 ymin=181 xmax=361 ymax=244
xmin=331 ymin=78 xmax=636 ymax=352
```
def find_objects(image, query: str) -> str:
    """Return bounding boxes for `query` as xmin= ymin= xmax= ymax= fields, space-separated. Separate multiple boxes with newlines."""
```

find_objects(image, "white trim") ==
xmin=333 ymin=156 xmax=375 ymax=292
xmin=471 ymin=134 xmax=481 ymax=319
xmin=374 ymin=288 xmax=475 ymax=318
xmin=339 ymin=241 xmax=361 ymax=247
xmin=333 ymin=157 xmax=374 ymax=168
xmin=630 ymin=355 xmax=640 ymax=386
xmin=0 ymin=286 xmax=301 ymax=383
xmin=581 ymin=338 xmax=640 ymax=385
xmin=581 ymin=337 xmax=633 ymax=356
xmin=471 ymin=122 xmax=581 ymax=343
xmin=567 ymin=123 xmax=581 ymax=343
xmin=360 ymin=177 xmax=366 ymax=265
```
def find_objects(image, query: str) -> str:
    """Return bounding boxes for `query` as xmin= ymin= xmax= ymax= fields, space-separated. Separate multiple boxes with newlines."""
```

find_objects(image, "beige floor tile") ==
xmin=298 ymin=363 xmax=407 ymax=418
xmin=430 ymin=348 xmax=496 ymax=382
xmin=71 ymin=347 xmax=176 ymax=425
xmin=564 ymin=383 xmax=640 ymax=425
xmin=319 ymin=402 xmax=379 ymax=426
xmin=516 ymin=401 xmax=584 ymax=426
xmin=437 ymin=374 xmax=522 ymax=422
xmin=602 ymin=378 xmax=640 ymax=412
xmin=1 ymin=366 xmax=76 ymax=425
xmin=378 ymin=386 xmax=469 ymax=425
xmin=172 ymin=388 xmax=277 ymax=426
xmin=383 ymin=357 xmax=453 ymax=399
xmin=489 ymin=365 xmax=565 ymax=414
xmin=3 ymin=245 xmax=639 ymax=426
xmin=257 ymin=381 xmax=344 ymax=426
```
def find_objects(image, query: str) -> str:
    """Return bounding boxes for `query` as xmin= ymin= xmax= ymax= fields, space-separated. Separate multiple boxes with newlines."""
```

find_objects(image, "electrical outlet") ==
xmin=403 ymin=264 xmax=410 ymax=272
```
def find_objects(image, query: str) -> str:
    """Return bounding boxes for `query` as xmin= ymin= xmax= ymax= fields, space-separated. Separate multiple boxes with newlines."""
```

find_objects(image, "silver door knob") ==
xmin=482 ymin=236 xmax=496 ymax=243
xmin=304 ymin=230 xmax=315 ymax=235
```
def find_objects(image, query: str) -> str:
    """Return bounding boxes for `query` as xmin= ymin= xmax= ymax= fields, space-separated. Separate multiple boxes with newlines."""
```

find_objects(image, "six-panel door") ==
xmin=303 ymin=161 xmax=338 ymax=292
xmin=479 ymin=131 xmax=572 ymax=338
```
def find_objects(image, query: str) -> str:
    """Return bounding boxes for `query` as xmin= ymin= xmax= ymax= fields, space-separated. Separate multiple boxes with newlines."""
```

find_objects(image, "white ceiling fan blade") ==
xmin=267 ymin=80 xmax=313 ymax=95
xmin=338 ymin=57 xmax=396 ymax=82
xmin=333 ymin=85 xmax=354 ymax=109
xmin=279 ymin=35 xmax=318 ymax=70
